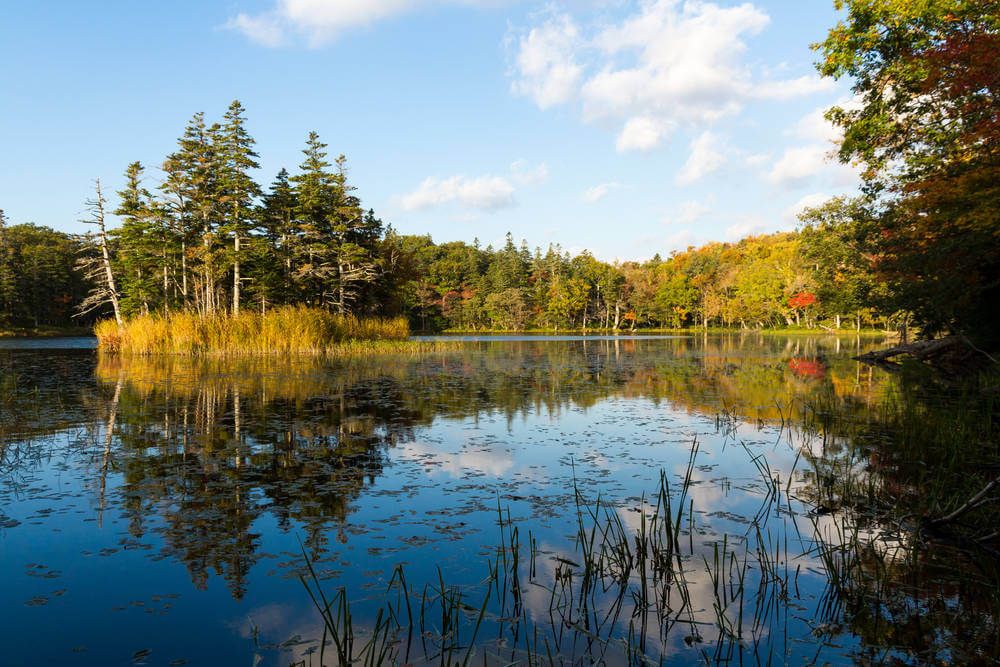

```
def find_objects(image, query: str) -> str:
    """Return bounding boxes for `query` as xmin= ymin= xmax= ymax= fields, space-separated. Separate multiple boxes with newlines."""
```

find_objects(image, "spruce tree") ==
xmin=290 ymin=132 xmax=338 ymax=306
xmin=216 ymin=100 xmax=261 ymax=314
xmin=114 ymin=162 xmax=163 ymax=314
xmin=329 ymin=155 xmax=377 ymax=313
xmin=163 ymin=112 xmax=221 ymax=314
xmin=258 ymin=168 xmax=299 ymax=306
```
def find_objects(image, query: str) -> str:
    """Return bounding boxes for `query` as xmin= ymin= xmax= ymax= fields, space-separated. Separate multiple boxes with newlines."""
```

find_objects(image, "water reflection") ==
xmin=0 ymin=334 xmax=926 ymax=665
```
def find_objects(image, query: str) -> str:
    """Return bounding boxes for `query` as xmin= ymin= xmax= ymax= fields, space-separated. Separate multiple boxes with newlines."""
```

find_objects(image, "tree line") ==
xmin=0 ymin=99 xmax=893 ymax=334
xmin=2 ymin=0 xmax=995 ymax=344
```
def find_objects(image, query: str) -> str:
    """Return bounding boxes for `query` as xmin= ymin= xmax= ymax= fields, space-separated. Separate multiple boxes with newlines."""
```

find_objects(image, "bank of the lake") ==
xmin=0 ymin=325 xmax=93 ymax=338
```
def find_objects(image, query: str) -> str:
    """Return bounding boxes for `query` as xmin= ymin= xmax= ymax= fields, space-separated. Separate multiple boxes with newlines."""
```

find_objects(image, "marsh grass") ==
xmin=294 ymin=442 xmax=809 ymax=665
xmin=95 ymin=306 xmax=412 ymax=355
xmin=796 ymin=365 xmax=1000 ymax=662
xmin=289 ymin=371 xmax=1000 ymax=665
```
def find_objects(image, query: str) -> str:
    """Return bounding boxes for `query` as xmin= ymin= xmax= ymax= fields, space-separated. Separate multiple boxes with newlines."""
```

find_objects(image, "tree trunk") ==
xmin=337 ymin=261 xmax=345 ymax=314
xmin=180 ymin=241 xmax=188 ymax=302
xmin=203 ymin=215 xmax=213 ymax=315
xmin=92 ymin=180 xmax=123 ymax=327
xmin=233 ymin=233 xmax=241 ymax=315
xmin=162 ymin=251 xmax=169 ymax=312
xmin=137 ymin=267 xmax=148 ymax=314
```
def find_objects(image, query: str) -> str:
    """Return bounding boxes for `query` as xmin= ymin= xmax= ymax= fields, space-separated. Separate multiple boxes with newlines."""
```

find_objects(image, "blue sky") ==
xmin=0 ymin=0 xmax=858 ymax=260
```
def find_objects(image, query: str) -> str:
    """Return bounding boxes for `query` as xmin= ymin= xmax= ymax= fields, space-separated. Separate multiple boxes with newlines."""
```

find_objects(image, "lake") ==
xmin=0 ymin=334 xmax=970 ymax=665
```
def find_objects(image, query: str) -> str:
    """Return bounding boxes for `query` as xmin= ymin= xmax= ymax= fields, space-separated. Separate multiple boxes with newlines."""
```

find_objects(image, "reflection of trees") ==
xmin=87 ymin=336 xmax=888 ymax=600
xmin=97 ymin=356 xmax=429 ymax=598
xmin=4 ymin=335 xmax=891 ymax=602
xmin=794 ymin=368 xmax=1000 ymax=663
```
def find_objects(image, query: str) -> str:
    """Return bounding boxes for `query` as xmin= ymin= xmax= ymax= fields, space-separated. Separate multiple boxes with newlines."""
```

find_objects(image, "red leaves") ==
xmin=789 ymin=357 xmax=826 ymax=379
xmin=788 ymin=292 xmax=817 ymax=309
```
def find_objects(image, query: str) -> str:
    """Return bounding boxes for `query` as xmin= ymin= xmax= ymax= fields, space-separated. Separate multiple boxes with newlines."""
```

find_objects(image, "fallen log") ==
xmin=853 ymin=335 xmax=1000 ymax=373
xmin=854 ymin=335 xmax=964 ymax=364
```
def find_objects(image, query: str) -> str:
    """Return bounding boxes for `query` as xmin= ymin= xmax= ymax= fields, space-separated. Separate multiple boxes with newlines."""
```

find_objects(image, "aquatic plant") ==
xmin=95 ymin=306 xmax=411 ymax=355
xmin=797 ymin=366 xmax=1000 ymax=662
xmin=294 ymin=442 xmax=810 ymax=665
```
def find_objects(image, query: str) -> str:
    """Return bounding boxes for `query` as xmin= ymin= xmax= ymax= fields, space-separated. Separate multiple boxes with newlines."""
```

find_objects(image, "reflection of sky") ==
xmin=0 ymin=338 xmax=891 ymax=665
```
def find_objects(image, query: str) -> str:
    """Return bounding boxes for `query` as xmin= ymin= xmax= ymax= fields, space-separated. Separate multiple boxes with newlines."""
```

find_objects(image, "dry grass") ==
xmin=95 ymin=306 xmax=411 ymax=355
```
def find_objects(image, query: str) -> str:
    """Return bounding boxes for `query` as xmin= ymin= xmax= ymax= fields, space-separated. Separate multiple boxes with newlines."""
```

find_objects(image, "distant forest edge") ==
xmin=0 ymin=190 xmax=890 ymax=336
xmin=2 ymin=0 xmax=998 ymax=349
xmin=0 ymin=101 xmax=913 ymax=337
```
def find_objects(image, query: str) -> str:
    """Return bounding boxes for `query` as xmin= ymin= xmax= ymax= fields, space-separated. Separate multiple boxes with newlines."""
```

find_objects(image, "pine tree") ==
xmin=216 ymin=100 xmax=261 ymax=314
xmin=258 ymin=168 xmax=299 ymax=307
xmin=114 ymin=162 xmax=164 ymax=314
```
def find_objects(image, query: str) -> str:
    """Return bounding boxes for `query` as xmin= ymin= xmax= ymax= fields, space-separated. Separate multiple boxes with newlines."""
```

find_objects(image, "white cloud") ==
xmin=725 ymin=215 xmax=773 ymax=240
xmin=582 ymin=181 xmax=622 ymax=203
xmin=616 ymin=116 xmax=673 ymax=152
xmin=399 ymin=159 xmax=547 ymax=212
xmin=226 ymin=12 xmax=287 ymax=47
xmin=753 ymin=75 xmax=833 ymax=100
xmin=229 ymin=0 xmax=503 ymax=47
xmin=510 ymin=159 xmax=549 ymax=185
xmin=783 ymin=192 xmax=830 ymax=222
xmin=509 ymin=1 xmax=829 ymax=152
xmin=761 ymin=101 xmax=867 ymax=189
xmin=401 ymin=174 xmax=515 ymax=211
xmin=665 ymin=199 xmax=711 ymax=226
xmin=675 ymin=131 xmax=726 ymax=186
xmin=508 ymin=13 xmax=582 ymax=109
xmin=661 ymin=229 xmax=700 ymax=253
xmin=791 ymin=105 xmax=841 ymax=144
xmin=766 ymin=145 xmax=830 ymax=187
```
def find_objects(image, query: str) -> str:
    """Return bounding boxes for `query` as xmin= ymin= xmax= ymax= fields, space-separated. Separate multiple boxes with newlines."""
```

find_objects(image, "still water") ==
xmin=1 ymin=335 xmax=894 ymax=665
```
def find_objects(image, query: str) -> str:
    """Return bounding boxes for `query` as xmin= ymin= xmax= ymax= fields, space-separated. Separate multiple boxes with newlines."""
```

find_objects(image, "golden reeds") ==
xmin=95 ymin=306 xmax=412 ymax=355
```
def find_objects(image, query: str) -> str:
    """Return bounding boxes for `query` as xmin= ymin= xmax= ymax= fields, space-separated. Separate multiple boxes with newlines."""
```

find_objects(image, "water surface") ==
xmin=1 ymin=335 xmax=906 ymax=664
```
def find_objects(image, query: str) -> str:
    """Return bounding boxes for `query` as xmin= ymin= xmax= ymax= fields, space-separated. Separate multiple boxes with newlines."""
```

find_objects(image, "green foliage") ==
xmin=816 ymin=0 xmax=1000 ymax=345
xmin=101 ymin=103 xmax=386 ymax=319
xmin=4 ymin=104 xmax=905 ymax=335
xmin=0 ymin=220 xmax=88 ymax=327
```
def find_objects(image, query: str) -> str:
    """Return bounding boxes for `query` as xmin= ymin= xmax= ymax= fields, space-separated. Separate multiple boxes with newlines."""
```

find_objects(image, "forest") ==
xmin=0 ymin=0 xmax=996 ymax=347
xmin=0 ymin=105 xmax=887 ymax=337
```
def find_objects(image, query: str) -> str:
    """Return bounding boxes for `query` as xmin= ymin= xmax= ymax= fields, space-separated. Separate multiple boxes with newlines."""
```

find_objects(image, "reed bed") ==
xmin=95 ymin=306 xmax=413 ymax=355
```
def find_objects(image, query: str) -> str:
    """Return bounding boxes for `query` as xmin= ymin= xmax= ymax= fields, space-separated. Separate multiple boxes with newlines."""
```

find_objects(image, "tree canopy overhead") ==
xmin=817 ymin=0 xmax=1000 ymax=344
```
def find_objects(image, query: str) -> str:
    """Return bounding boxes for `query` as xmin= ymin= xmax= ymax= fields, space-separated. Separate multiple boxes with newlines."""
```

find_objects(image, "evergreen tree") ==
xmin=290 ymin=132 xmax=338 ymax=305
xmin=0 ymin=210 xmax=17 ymax=325
xmin=114 ymin=162 xmax=163 ymax=314
xmin=163 ymin=112 xmax=221 ymax=314
xmin=216 ymin=100 xmax=261 ymax=314
xmin=257 ymin=168 xmax=299 ymax=307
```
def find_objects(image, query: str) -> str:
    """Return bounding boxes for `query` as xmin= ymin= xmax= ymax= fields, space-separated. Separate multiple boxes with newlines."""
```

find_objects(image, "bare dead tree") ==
xmin=76 ymin=179 xmax=123 ymax=326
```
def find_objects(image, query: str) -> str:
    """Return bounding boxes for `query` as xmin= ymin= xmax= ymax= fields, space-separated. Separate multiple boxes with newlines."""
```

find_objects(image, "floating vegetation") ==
xmin=94 ymin=306 xmax=415 ymax=355
xmin=293 ymin=442 xmax=820 ymax=665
